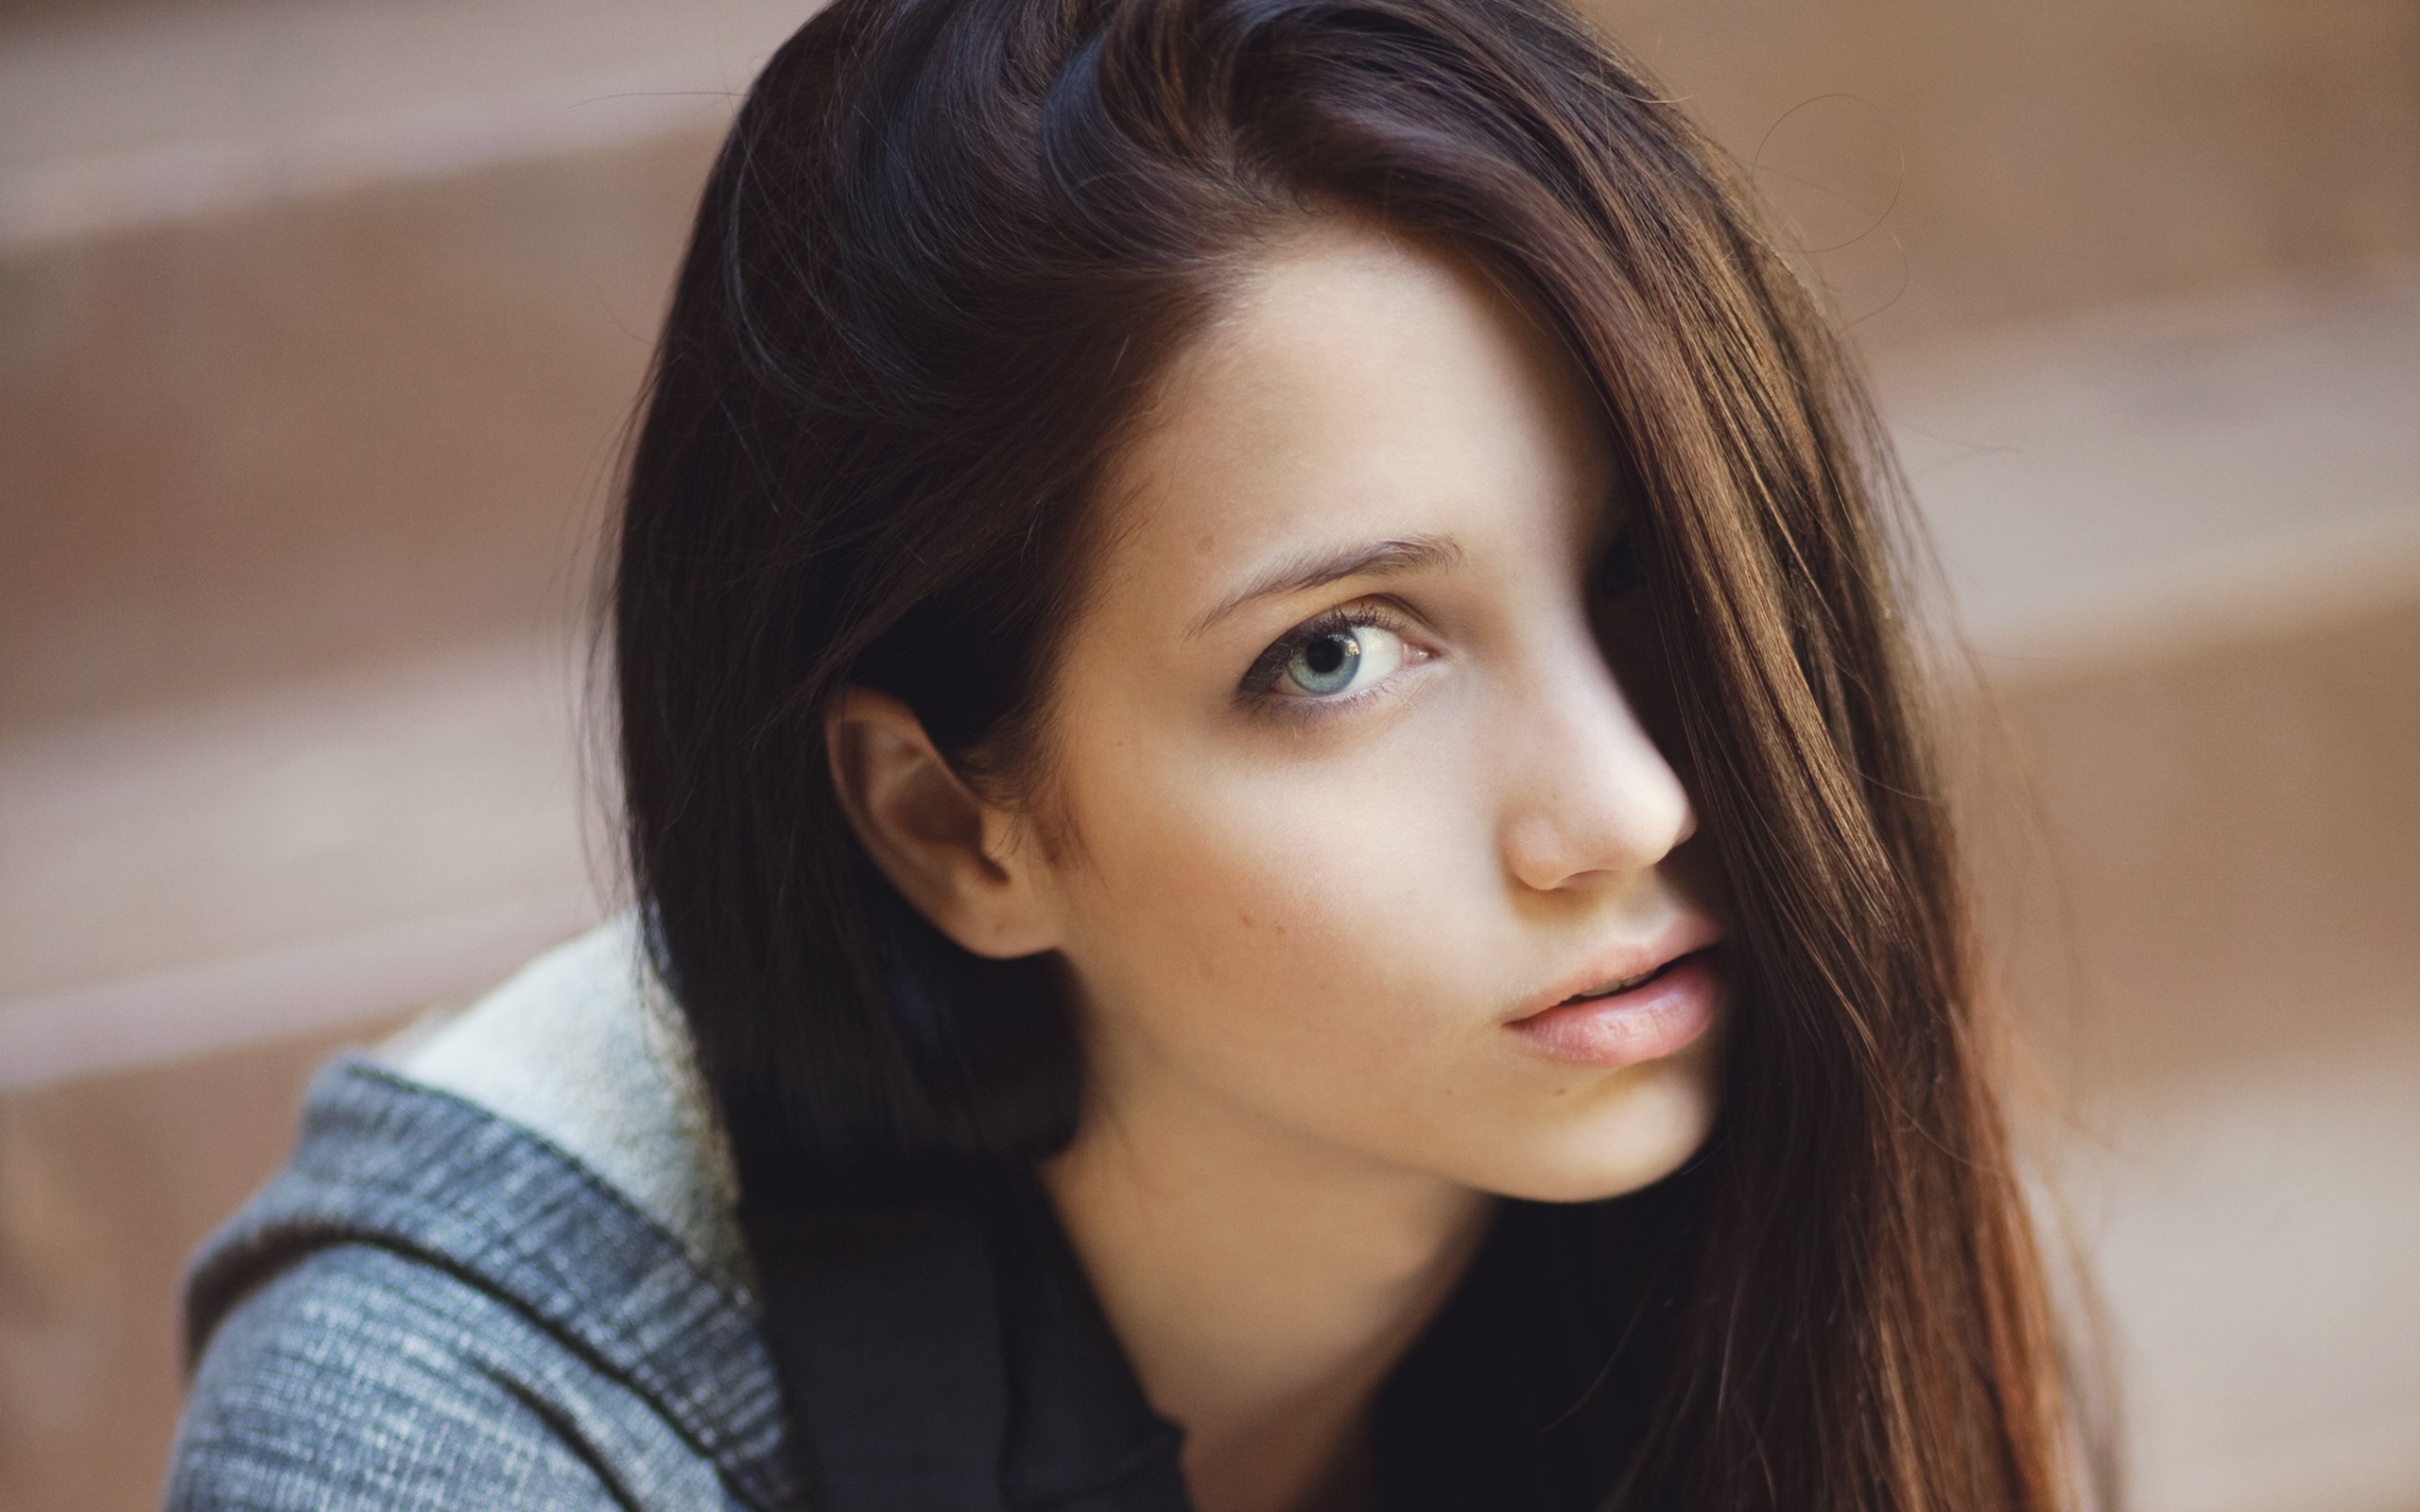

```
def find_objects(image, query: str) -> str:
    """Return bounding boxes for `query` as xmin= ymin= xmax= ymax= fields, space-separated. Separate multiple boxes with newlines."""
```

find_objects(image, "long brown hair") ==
xmin=614 ymin=0 xmax=2084 ymax=1505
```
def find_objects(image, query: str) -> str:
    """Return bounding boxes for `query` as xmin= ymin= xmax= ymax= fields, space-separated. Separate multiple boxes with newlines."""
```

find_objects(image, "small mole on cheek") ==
xmin=1238 ymin=911 xmax=1255 ymax=930
xmin=1195 ymin=533 xmax=1216 ymax=556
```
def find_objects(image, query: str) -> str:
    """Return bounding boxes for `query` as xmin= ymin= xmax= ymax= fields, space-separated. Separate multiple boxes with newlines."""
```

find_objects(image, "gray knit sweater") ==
xmin=165 ymin=921 xmax=795 ymax=1510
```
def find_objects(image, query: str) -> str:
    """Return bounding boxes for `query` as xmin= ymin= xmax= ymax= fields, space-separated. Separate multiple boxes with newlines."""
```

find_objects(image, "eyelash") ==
xmin=1236 ymin=602 xmax=1419 ymax=713
xmin=1229 ymin=531 xmax=1634 ymax=717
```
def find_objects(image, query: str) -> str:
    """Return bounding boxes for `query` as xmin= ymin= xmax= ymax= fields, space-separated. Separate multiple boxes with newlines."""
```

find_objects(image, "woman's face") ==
xmin=1024 ymin=224 xmax=1725 ymax=1203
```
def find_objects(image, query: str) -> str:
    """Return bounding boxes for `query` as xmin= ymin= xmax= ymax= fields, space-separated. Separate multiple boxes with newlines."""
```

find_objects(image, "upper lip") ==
xmin=1509 ymin=915 xmax=1725 ymax=1023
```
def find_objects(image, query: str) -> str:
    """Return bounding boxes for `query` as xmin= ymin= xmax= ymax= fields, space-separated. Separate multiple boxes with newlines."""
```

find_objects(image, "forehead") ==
xmin=1092 ymin=222 xmax=1612 ymax=612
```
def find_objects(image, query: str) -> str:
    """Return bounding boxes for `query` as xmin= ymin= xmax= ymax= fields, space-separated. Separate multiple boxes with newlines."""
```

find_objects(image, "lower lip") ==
xmin=1506 ymin=952 xmax=1720 ymax=1069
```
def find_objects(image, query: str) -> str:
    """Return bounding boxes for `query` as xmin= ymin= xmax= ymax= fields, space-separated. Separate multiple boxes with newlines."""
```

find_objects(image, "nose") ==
xmin=1495 ymin=633 xmax=1697 ymax=895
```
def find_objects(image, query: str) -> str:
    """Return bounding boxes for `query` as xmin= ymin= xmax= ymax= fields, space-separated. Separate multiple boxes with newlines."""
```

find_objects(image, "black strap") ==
xmin=747 ymin=1202 xmax=1011 ymax=1512
xmin=742 ymin=1191 xmax=1191 ymax=1512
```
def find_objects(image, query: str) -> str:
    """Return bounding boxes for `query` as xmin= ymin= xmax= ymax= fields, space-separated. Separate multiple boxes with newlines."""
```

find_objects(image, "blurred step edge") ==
xmin=0 ymin=0 xmax=820 ymax=253
xmin=0 ymin=888 xmax=597 ymax=1092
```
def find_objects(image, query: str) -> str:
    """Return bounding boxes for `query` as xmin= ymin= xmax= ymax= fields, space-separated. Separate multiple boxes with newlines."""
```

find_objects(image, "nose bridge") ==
xmin=1495 ymin=621 xmax=1695 ymax=894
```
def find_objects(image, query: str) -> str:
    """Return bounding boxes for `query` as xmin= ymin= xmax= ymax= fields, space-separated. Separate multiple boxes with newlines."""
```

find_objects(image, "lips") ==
xmin=1507 ymin=937 xmax=1723 ymax=1070
xmin=1560 ymin=957 xmax=1682 ymax=1004
xmin=1518 ymin=916 xmax=1724 ymax=1021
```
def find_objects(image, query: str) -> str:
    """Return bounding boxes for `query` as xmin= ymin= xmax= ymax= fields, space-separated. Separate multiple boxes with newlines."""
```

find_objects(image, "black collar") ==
xmin=744 ymin=1184 xmax=1190 ymax=1512
xmin=742 ymin=1172 xmax=1698 ymax=1512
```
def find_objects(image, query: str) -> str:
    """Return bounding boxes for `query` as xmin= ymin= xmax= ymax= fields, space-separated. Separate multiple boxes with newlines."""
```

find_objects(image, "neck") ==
xmin=1041 ymin=1080 xmax=1493 ymax=1512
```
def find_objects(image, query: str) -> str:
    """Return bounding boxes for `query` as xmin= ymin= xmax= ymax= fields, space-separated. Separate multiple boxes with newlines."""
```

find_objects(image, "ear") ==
xmin=824 ymin=687 xmax=1062 ymax=960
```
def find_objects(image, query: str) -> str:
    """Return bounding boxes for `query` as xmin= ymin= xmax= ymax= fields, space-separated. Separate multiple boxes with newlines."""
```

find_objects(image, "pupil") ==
xmin=1305 ymin=635 xmax=1349 ymax=675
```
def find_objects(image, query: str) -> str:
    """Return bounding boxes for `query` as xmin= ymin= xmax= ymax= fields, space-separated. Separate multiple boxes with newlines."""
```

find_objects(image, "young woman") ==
xmin=167 ymin=0 xmax=2089 ymax=1508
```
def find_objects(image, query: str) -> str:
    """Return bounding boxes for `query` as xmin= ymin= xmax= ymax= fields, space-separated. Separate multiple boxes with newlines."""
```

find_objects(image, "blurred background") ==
xmin=1 ymin=0 xmax=2413 ymax=1506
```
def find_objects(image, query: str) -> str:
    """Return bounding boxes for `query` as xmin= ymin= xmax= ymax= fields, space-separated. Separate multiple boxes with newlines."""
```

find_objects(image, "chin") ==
xmin=1478 ymin=1057 xmax=1721 ymax=1204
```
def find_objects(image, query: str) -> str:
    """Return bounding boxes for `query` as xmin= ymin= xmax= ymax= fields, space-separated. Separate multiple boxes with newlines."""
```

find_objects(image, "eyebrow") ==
xmin=1186 ymin=533 xmax=1463 ymax=639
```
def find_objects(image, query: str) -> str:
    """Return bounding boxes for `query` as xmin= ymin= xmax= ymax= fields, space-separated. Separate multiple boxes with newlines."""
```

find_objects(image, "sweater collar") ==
xmin=184 ymin=1057 xmax=800 ymax=1511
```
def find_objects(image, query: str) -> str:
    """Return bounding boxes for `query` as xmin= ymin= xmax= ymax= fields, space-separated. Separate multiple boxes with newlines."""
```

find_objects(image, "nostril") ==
xmin=1495 ymin=663 xmax=1700 ymax=889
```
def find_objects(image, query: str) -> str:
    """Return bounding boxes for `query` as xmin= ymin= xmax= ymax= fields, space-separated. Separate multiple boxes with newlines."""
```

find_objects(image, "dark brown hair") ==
xmin=614 ymin=0 xmax=2083 ymax=1505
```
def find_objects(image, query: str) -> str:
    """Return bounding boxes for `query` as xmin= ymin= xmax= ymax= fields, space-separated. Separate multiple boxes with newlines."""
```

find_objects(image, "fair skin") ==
xmin=827 ymin=223 xmax=1724 ymax=1512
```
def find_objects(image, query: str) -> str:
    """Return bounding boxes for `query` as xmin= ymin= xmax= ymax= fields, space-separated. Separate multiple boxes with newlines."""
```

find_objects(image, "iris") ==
xmin=1288 ymin=629 xmax=1364 ymax=695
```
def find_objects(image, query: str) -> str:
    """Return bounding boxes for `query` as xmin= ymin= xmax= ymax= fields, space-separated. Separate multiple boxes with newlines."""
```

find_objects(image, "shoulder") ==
xmin=169 ymin=1241 xmax=736 ymax=1510
xmin=168 ymin=924 xmax=795 ymax=1510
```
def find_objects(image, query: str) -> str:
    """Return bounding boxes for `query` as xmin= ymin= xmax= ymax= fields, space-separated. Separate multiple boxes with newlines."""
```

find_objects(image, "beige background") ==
xmin=1 ymin=0 xmax=2415 ymax=1507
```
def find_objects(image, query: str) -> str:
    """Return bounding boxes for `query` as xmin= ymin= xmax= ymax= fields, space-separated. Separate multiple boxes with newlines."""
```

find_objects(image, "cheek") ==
xmin=1064 ymin=739 xmax=1478 ymax=1021
xmin=1034 ymin=692 xmax=1724 ymax=1201
xmin=1044 ymin=713 xmax=1517 ymax=1140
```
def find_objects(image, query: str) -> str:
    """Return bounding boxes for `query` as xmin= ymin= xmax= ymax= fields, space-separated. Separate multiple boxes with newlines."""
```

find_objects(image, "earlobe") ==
xmin=824 ymin=687 xmax=1062 ymax=959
